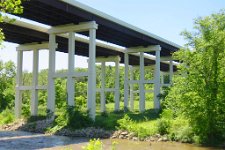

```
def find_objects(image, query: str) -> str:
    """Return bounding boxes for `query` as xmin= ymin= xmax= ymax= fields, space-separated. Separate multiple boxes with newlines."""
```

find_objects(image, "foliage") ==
xmin=167 ymin=117 xmax=194 ymax=143
xmin=0 ymin=0 xmax=24 ymax=44
xmin=164 ymin=10 xmax=225 ymax=144
xmin=117 ymin=114 xmax=158 ymax=139
xmin=0 ymin=60 xmax=16 ymax=111
xmin=52 ymin=106 xmax=93 ymax=131
xmin=156 ymin=118 xmax=170 ymax=135
xmin=82 ymin=139 xmax=103 ymax=150
xmin=0 ymin=108 xmax=15 ymax=125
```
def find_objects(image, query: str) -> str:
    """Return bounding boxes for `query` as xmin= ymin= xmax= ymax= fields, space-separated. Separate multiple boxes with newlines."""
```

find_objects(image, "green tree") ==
xmin=0 ymin=0 xmax=24 ymax=44
xmin=0 ymin=60 xmax=16 ymax=111
xmin=165 ymin=10 xmax=225 ymax=144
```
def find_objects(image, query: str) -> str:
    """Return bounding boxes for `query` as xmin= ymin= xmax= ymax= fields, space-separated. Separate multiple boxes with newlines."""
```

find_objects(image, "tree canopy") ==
xmin=164 ymin=10 xmax=225 ymax=144
xmin=0 ymin=0 xmax=24 ymax=44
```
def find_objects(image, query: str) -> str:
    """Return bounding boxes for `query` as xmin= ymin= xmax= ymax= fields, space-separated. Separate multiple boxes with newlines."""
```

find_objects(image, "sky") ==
xmin=0 ymin=0 xmax=225 ymax=71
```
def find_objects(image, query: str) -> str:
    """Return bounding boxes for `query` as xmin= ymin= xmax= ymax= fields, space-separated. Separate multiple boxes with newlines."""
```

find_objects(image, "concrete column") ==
xmin=31 ymin=49 xmax=39 ymax=116
xmin=139 ymin=52 xmax=145 ymax=112
xmin=87 ymin=28 xmax=96 ymax=120
xmin=47 ymin=34 xmax=56 ymax=114
xmin=154 ymin=50 xmax=161 ymax=109
xmin=15 ymin=50 xmax=23 ymax=118
xmin=124 ymin=52 xmax=129 ymax=110
xmin=169 ymin=60 xmax=173 ymax=84
xmin=100 ymin=62 xmax=106 ymax=112
xmin=129 ymin=66 xmax=134 ymax=111
xmin=114 ymin=59 xmax=120 ymax=111
xmin=161 ymin=72 xmax=164 ymax=85
xmin=67 ymin=32 xmax=75 ymax=106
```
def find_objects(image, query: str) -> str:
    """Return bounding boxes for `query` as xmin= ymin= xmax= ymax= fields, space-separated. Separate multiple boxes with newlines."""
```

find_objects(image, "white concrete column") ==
xmin=47 ymin=34 xmax=56 ymax=114
xmin=124 ymin=52 xmax=129 ymax=110
xmin=161 ymin=72 xmax=164 ymax=85
xmin=139 ymin=52 xmax=145 ymax=112
xmin=15 ymin=50 xmax=23 ymax=118
xmin=87 ymin=28 xmax=96 ymax=120
xmin=31 ymin=49 xmax=39 ymax=116
xmin=154 ymin=50 xmax=161 ymax=109
xmin=129 ymin=66 xmax=134 ymax=111
xmin=67 ymin=32 xmax=75 ymax=106
xmin=169 ymin=60 xmax=173 ymax=84
xmin=114 ymin=59 xmax=120 ymax=111
xmin=100 ymin=62 xmax=106 ymax=112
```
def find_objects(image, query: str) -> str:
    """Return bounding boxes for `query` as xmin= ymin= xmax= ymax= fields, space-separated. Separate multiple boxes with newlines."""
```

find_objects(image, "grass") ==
xmin=0 ymin=100 xmax=160 ymax=140
xmin=89 ymin=100 xmax=160 ymax=139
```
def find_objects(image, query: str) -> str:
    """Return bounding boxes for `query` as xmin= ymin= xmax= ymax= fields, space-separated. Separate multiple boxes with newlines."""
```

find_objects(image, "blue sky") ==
xmin=1 ymin=0 xmax=225 ymax=71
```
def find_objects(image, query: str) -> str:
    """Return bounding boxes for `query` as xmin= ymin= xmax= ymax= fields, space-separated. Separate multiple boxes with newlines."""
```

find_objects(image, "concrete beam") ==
xmin=126 ymin=45 xmax=161 ymax=53
xmin=48 ymin=21 xmax=98 ymax=34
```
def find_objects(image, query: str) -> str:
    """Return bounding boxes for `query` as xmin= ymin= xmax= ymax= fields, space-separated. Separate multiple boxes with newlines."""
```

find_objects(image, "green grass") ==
xmin=1 ymin=100 xmax=160 ymax=139
xmin=94 ymin=100 xmax=159 ymax=131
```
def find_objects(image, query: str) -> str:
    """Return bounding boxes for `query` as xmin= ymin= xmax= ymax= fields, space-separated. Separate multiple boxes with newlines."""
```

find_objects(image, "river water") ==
xmin=0 ymin=131 xmax=222 ymax=150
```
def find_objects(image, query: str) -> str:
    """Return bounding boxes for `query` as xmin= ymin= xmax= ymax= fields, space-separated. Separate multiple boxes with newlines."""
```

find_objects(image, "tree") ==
xmin=0 ymin=60 xmax=16 ymax=111
xmin=165 ymin=10 xmax=225 ymax=144
xmin=0 ymin=0 xmax=24 ymax=44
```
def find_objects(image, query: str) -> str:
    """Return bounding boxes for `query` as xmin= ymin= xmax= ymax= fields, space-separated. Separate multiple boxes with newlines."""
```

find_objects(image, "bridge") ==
xmin=0 ymin=0 xmax=181 ymax=120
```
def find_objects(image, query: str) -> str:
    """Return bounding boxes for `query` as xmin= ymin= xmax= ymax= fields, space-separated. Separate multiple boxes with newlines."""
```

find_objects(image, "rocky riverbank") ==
xmin=111 ymin=130 xmax=169 ymax=142
xmin=0 ymin=119 xmax=169 ymax=142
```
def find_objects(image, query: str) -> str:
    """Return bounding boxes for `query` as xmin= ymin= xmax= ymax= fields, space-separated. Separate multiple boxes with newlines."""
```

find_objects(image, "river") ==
xmin=0 ymin=131 xmax=222 ymax=150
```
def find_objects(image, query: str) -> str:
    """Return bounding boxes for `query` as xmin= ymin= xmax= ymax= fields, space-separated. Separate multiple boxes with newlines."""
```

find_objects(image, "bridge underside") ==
xmin=0 ymin=0 xmax=180 ymax=120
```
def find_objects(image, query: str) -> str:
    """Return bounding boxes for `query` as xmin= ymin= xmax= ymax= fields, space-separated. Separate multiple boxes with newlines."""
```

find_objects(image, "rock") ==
xmin=132 ymin=137 xmax=138 ymax=141
xmin=111 ymin=135 xmax=117 ymax=139
xmin=119 ymin=135 xmax=124 ymax=139
xmin=157 ymin=138 xmax=162 ymax=142
xmin=127 ymin=132 xmax=135 ymax=140
xmin=155 ymin=134 xmax=161 ymax=138
xmin=162 ymin=136 xmax=168 ymax=142
xmin=149 ymin=136 xmax=157 ymax=141
xmin=121 ymin=131 xmax=128 ymax=135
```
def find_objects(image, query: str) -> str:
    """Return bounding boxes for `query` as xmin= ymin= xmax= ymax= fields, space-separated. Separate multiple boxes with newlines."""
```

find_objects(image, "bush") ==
xmin=117 ymin=114 xmax=157 ymax=139
xmin=157 ymin=118 xmax=170 ymax=135
xmin=117 ymin=114 xmax=136 ymax=131
xmin=0 ymin=108 xmax=15 ymax=125
xmin=82 ymin=139 xmax=103 ymax=150
xmin=168 ymin=117 xmax=194 ymax=143
xmin=54 ymin=106 xmax=93 ymax=130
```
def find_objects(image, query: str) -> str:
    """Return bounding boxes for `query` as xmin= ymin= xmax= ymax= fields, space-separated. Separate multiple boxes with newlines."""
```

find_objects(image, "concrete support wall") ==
xmin=139 ymin=52 xmax=145 ymax=112
xmin=96 ymin=56 xmax=121 ymax=112
xmin=47 ymin=34 xmax=56 ymax=114
xmin=15 ymin=43 xmax=50 ymax=118
xmin=31 ymin=49 xmax=39 ymax=116
xmin=67 ymin=32 xmax=75 ymax=106
xmin=87 ymin=28 xmax=97 ymax=120
xmin=114 ymin=59 xmax=120 ymax=111
xmin=15 ymin=50 xmax=23 ymax=118
xmin=100 ymin=62 xmax=106 ymax=112
xmin=153 ymin=50 xmax=161 ymax=109
xmin=124 ymin=53 xmax=129 ymax=110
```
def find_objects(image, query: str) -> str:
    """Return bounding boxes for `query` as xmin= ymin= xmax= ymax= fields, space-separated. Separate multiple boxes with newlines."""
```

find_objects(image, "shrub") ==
xmin=0 ymin=108 xmax=15 ymax=125
xmin=54 ymin=106 xmax=93 ymax=130
xmin=169 ymin=117 xmax=194 ymax=143
xmin=82 ymin=139 xmax=103 ymax=150
xmin=157 ymin=118 xmax=170 ymax=135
